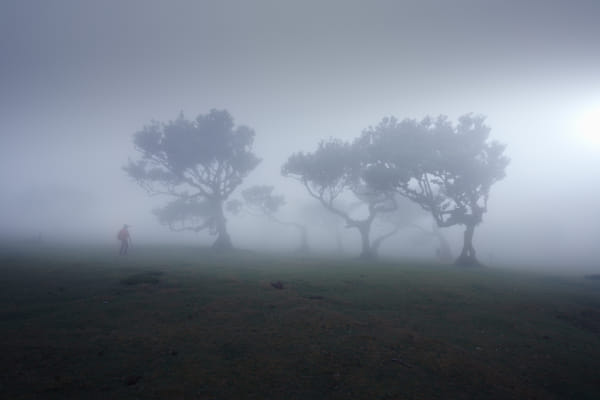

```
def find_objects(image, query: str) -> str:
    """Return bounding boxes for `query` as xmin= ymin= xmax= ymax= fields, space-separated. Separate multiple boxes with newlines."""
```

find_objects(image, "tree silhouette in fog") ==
xmin=378 ymin=198 xmax=454 ymax=262
xmin=124 ymin=110 xmax=261 ymax=250
xmin=369 ymin=195 xmax=450 ymax=258
xmin=282 ymin=139 xmax=398 ymax=259
xmin=363 ymin=114 xmax=509 ymax=266
xmin=227 ymin=185 xmax=309 ymax=253
xmin=298 ymin=201 xmax=348 ymax=254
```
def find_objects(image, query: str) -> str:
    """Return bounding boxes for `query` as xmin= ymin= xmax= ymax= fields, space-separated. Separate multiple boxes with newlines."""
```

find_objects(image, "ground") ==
xmin=1 ymin=244 xmax=599 ymax=399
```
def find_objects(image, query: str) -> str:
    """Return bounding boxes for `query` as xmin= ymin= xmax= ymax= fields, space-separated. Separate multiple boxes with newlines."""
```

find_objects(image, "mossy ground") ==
xmin=1 ymin=245 xmax=599 ymax=399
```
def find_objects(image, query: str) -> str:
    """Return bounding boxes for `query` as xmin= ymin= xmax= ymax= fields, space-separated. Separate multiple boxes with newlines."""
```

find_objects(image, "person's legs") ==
xmin=120 ymin=240 xmax=128 ymax=255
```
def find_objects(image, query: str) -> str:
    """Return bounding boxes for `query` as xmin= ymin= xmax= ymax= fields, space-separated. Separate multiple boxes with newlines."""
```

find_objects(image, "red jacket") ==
xmin=118 ymin=228 xmax=130 ymax=241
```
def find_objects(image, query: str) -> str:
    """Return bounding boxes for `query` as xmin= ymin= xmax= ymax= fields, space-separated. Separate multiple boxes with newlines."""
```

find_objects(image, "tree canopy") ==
xmin=363 ymin=114 xmax=509 ymax=265
xmin=238 ymin=185 xmax=286 ymax=216
xmin=124 ymin=109 xmax=261 ymax=249
xmin=282 ymin=139 xmax=398 ymax=259
xmin=283 ymin=114 xmax=508 ymax=264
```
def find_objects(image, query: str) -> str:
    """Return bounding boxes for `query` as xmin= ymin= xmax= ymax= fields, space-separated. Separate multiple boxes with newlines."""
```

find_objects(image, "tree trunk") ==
xmin=212 ymin=231 xmax=232 ymax=250
xmin=270 ymin=217 xmax=309 ymax=254
xmin=212 ymin=202 xmax=233 ymax=251
xmin=371 ymin=226 xmax=401 ymax=257
xmin=455 ymin=224 xmax=480 ymax=266
xmin=357 ymin=224 xmax=374 ymax=260
xmin=295 ymin=225 xmax=309 ymax=254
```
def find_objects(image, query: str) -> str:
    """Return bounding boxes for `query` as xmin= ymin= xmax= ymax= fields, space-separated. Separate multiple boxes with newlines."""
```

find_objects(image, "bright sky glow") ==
xmin=576 ymin=105 xmax=600 ymax=147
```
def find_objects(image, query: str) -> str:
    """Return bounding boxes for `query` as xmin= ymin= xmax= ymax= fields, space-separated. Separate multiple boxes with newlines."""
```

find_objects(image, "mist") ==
xmin=1 ymin=0 xmax=599 ymax=271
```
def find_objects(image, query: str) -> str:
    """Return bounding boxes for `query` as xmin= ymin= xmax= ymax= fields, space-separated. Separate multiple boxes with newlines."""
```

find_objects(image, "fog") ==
xmin=1 ymin=0 xmax=599 ymax=270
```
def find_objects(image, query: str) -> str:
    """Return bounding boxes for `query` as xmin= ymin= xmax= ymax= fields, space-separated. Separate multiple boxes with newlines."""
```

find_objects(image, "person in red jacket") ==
xmin=117 ymin=224 xmax=131 ymax=255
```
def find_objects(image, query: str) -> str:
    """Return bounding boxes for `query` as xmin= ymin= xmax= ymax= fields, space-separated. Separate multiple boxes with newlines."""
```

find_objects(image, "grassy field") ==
xmin=1 ymin=244 xmax=599 ymax=399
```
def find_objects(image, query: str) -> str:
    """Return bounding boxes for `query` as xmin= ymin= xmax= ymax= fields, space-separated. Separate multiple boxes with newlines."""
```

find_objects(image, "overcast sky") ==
xmin=1 ymin=0 xmax=599 ymax=267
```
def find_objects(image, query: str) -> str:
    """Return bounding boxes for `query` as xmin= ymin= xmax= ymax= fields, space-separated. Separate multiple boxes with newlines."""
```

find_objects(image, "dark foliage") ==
xmin=124 ymin=110 xmax=261 ymax=249
xmin=282 ymin=139 xmax=397 ymax=259
xmin=362 ymin=114 xmax=509 ymax=265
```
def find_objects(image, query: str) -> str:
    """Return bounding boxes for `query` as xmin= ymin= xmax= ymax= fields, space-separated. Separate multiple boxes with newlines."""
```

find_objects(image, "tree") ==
xmin=124 ymin=110 xmax=261 ymax=250
xmin=282 ymin=139 xmax=398 ymax=259
xmin=298 ymin=201 xmax=348 ymax=254
xmin=153 ymin=197 xmax=214 ymax=232
xmin=364 ymin=114 xmax=509 ymax=266
xmin=370 ymin=195 xmax=428 ymax=256
xmin=414 ymin=222 xmax=454 ymax=263
xmin=227 ymin=185 xmax=309 ymax=253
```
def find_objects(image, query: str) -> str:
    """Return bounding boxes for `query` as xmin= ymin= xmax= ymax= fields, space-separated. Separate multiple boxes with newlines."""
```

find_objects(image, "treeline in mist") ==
xmin=124 ymin=110 xmax=509 ymax=266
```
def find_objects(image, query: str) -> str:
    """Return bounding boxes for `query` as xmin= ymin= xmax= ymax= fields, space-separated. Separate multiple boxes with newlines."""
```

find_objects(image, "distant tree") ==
xmin=124 ymin=110 xmax=261 ymax=250
xmin=406 ymin=220 xmax=454 ymax=263
xmin=298 ymin=201 xmax=347 ymax=254
xmin=369 ymin=195 xmax=425 ymax=255
xmin=282 ymin=139 xmax=398 ymax=259
xmin=227 ymin=185 xmax=309 ymax=253
xmin=153 ymin=197 xmax=214 ymax=232
xmin=371 ymin=195 xmax=453 ymax=261
xmin=364 ymin=114 xmax=509 ymax=266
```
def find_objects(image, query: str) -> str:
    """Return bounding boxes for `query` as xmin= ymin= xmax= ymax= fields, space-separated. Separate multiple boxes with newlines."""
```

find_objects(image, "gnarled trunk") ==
xmin=357 ymin=223 xmax=374 ymax=260
xmin=455 ymin=224 xmax=480 ymax=266
xmin=212 ymin=202 xmax=233 ymax=250
xmin=270 ymin=217 xmax=309 ymax=254
xmin=371 ymin=226 xmax=401 ymax=257
xmin=294 ymin=224 xmax=309 ymax=254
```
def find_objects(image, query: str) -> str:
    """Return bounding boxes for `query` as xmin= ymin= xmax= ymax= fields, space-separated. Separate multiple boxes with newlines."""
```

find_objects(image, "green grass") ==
xmin=1 ymin=244 xmax=599 ymax=399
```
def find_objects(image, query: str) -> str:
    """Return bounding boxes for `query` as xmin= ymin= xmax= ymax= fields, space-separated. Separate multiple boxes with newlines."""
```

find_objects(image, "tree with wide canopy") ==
xmin=362 ymin=114 xmax=509 ymax=265
xmin=124 ymin=110 xmax=260 ymax=250
xmin=282 ymin=139 xmax=399 ymax=259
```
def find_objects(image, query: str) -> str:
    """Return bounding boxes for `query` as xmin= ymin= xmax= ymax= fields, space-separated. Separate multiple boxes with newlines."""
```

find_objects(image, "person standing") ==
xmin=117 ymin=224 xmax=132 ymax=255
